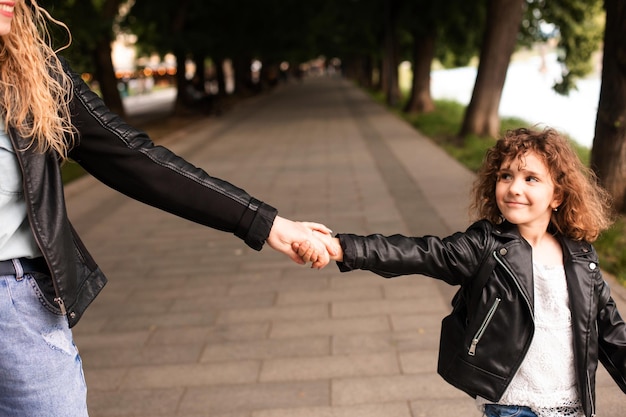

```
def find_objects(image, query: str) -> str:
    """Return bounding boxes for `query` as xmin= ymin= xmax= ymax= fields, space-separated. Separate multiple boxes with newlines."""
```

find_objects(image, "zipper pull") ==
xmin=468 ymin=339 xmax=478 ymax=356
xmin=54 ymin=297 xmax=67 ymax=316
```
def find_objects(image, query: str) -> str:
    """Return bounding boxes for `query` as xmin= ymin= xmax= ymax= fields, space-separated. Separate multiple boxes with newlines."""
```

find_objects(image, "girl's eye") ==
xmin=498 ymin=173 xmax=512 ymax=181
xmin=526 ymin=176 xmax=539 ymax=183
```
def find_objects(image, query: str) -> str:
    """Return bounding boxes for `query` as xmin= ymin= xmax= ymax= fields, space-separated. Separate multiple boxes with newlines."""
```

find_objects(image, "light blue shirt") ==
xmin=0 ymin=125 xmax=42 ymax=260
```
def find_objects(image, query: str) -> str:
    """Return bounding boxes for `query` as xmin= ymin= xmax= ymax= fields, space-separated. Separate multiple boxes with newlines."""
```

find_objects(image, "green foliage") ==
xmin=523 ymin=0 xmax=604 ymax=95
xmin=434 ymin=0 xmax=486 ymax=68
xmin=404 ymin=99 xmax=464 ymax=138
xmin=44 ymin=0 xmax=119 ymax=74
xmin=595 ymin=217 xmax=626 ymax=285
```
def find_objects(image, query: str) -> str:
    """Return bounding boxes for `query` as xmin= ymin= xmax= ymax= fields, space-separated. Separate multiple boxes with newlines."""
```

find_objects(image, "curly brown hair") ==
xmin=470 ymin=127 xmax=614 ymax=242
xmin=0 ymin=1 xmax=75 ymax=159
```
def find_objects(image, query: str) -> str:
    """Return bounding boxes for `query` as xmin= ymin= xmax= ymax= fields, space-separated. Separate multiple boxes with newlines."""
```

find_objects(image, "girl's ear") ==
xmin=552 ymin=188 xmax=564 ymax=211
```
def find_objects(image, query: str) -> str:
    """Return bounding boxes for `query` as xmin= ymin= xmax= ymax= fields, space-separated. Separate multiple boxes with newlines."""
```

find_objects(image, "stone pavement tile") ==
xmin=597 ymin=397 xmax=624 ymax=417
xmin=328 ymin=272 xmax=398 ymax=289
xmin=390 ymin=313 xmax=446 ymax=333
xmin=128 ymin=282 xmax=231 ymax=302
xmin=169 ymin=292 xmax=276 ymax=313
xmin=147 ymin=322 xmax=270 ymax=345
xmin=331 ymin=297 xmax=449 ymax=318
xmin=178 ymin=381 xmax=329 ymax=415
xmin=80 ymin=343 xmax=204 ymax=368
xmin=252 ymin=402 xmax=412 ymax=417
xmin=81 ymin=299 xmax=174 ymax=318
xmin=101 ymin=310 xmax=218 ymax=332
xmin=87 ymin=388 xmax=185 ymax=417
xmin=217 ymin=304 xmax=328 ymax=325
xmin=72 ymin=315 xmax=108 ymax=335
xmin=270 ymin=316 xmax=390 ymax=339
xmin=228 ymin=276 xmax=330 ymax=296
xmin=121 ymin=361 xmax=260 ymax=389
xmin=260 ymin=352 xmax=400 ymax=382
xmin=199 ymin=336 xmax=330 ymax=362
xmin=84 ymin=368 xmax=127 ymax=391
xmin=595 ymin=366 xmax=626 ymax=416
xmin=74 ymin=330 xmax=151 ymax=350
xmin=399 ymin=350 xmax=441 ymax=374
xmin=184 ymin=413 xmax=250 ymax=417
xmin=332 ymin=331 xmax=439 ymax=355
xmin=410 ymin=398 xmax=479 ymax=417
xmin=332 ymin=374 xmax=464 ymax=406
xmin=276 ymin=286 xmax=383 ymax=306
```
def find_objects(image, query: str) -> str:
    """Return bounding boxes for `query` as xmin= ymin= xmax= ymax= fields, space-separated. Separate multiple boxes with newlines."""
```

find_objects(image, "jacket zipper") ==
xmin=10 ymin=134 xmax=67 ymax=316
xmin=468 ymin=297 xmax=501 ymax=356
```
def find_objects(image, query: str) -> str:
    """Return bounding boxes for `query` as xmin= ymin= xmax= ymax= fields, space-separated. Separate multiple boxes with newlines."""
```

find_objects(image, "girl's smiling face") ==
xmin=0 ymin=1 xmax=15 ymax=36
xmin=496 ymin=151 xmax=561 ymax=235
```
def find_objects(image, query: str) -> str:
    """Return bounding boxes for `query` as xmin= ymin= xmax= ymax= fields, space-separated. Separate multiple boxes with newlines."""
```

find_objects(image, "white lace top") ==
xmin=477 ymin=263 xmax=584 ymax=417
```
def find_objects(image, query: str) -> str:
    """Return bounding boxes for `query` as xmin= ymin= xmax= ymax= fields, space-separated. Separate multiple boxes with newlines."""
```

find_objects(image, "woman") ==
xmin=0 ymin=2 xmax=332 ymax=415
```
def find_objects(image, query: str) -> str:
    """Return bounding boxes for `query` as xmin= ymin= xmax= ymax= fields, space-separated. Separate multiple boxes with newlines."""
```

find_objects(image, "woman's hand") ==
xmin=266 ymin=216 xmax=336 ymax=269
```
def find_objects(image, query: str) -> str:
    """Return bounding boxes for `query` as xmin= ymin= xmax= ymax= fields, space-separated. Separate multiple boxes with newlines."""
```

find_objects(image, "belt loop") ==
xmin=11 ymin=258 xmax=24 ymax=280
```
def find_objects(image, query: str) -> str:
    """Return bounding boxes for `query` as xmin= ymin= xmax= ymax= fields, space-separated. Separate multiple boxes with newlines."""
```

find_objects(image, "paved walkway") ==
xmin=68 ymin=76 xmax=625 ymax=417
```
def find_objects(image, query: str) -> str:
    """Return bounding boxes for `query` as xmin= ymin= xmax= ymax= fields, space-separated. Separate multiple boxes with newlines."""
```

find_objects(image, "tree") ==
xmin=401 ymin=0 xmax=438 ymax=114
xmin=590 ymin=0 xmax=626 ymax=213
xmin=123 ymin=0 xmax=195 ymax=112
xmin=530 ymin=0 xmax=604 ymax=95
xmin=401 ymin=0 xmax=483 ymax=115
xmin=459 ymin=0 xmax=525 ymax=139
xmin=381 ymin=0 xmax=401 ymax=107
xmin=309 ymin=0 xmax=381 ymax=88
xmin=47 ymin=0 xmax=126 ymax=116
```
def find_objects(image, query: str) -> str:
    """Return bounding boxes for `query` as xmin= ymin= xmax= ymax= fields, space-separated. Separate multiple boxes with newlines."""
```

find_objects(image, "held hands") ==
xmin=292 ymin=230 xmax=343 ymax=267
xmin=267 ymin=216 xmax=338 ymax=269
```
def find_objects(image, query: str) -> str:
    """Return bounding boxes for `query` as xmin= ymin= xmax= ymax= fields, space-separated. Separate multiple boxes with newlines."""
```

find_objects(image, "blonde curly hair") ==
xmin=471 ymin=127 xmax=614 ymax=242
xmin=0 ymin=0 xmax=74 ymax=159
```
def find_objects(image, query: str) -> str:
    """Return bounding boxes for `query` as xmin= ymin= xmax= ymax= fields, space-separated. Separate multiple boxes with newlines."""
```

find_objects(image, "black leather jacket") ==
xmin=9 ymin=59 xmax=277 ymax=328
xmin=337 ymin=220 xmax=626 ymax=417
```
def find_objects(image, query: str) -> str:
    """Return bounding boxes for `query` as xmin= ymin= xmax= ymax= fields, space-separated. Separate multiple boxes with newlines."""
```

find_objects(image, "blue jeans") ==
xmin=483 ymin=404 xmax=538 ymax=417
xmin=0 ymin=272 xmax=89 ymax=417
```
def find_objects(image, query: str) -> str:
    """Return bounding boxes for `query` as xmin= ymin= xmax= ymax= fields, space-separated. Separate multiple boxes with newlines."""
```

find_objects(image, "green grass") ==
xmin=594 ymin=217 xmax=626 ymax=285
xmin=374 ymin=91 xmax=626 ymax=286
xmin=61 ymin=162 xmax=88 ymax=184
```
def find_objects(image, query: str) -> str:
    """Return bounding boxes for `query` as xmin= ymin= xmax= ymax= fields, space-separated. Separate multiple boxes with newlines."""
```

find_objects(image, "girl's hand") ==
xmin=267 ymin=216 xmax=336 ymax=269
xmin=293 ymin=232 xmax=343 ymax=268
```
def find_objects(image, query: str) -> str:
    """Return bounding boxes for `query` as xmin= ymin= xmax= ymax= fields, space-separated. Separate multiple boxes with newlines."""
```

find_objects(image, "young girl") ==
xmin=0 ymin=2 xmax=331 ymax=416
xmin=297 ymin=127 xmax=626 ymax=417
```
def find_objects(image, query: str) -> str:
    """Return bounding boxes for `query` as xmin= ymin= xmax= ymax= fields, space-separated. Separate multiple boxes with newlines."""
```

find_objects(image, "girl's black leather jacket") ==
xmin=336 ymin=219 xmax=626 ymax=417
xmin=10 ymin=59 xmax=276 ymax=327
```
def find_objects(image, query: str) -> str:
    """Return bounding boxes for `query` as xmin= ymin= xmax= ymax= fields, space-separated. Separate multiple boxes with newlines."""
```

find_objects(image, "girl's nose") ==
xmin=508 ymin=178 xmax=523 ymax=195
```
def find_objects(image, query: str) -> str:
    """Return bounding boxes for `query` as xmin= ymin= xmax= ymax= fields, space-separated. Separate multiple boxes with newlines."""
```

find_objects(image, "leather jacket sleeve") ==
xmin=597 ymin=279 xmax=626 ymax=393
xmin=63 ymin=59 xmax=276 ymax=250
xmin=336 ymin=220 xmax=495 ymax=286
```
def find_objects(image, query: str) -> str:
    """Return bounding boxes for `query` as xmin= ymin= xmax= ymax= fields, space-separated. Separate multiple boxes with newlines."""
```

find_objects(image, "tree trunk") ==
xmin=404 ymin=33 xmax=436 ymax=114
xmin=174 ymin=50 xmax=189 ymax=114
xmin=359 ymin=55 xmax=375 ymax=89
xmin=459 ymin=0 xmax=524 ymax=139
xmin=590 ymin=0 xmax=626 ymax=213
xmin=93 ymin=38 xmax=125 ymax=118
xmin=93 ymin=0 xmax=124 ymax=117
xmin=382 ymin=0 xmax=401 ymax=107
xmin=346 ymin=56 xmax=373 ymax=88
xmin=215 ymin=57 xmax=227 ymax=97
xmin=232 ymin=56 xmax=253 ymax=96
xmin=194 ymin=54 xmax=206 ymax=88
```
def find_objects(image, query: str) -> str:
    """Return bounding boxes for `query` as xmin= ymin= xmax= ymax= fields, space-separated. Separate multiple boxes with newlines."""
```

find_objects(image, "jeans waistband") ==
xmin=0 ymin=258 xmax=49 ymax=278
